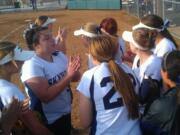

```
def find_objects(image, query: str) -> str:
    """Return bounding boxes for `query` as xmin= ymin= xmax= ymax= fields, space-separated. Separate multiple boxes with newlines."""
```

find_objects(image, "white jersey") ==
xmin=118 ymin=37 xmax=126 ymax=56
xmin=0 ymin=79 xmax=25 ymax=108
xmin=88 ymin=38 xmax=125 ymax=69
xmin=21 ymin=52 xmax=71 ymax=124
xmin=77 ymin=62 xmax=141 ymax=135
xmin=132 ymin=55 xmax=162 ymax=83
xmin=152 ymin=38 xmax=176 ymax=58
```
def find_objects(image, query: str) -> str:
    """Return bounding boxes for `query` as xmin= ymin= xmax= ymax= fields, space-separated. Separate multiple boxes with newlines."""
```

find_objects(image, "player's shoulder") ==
xmin=83 ymin=63 xmax=110 ymax=79
xmin=22 ymin=55 xmax=43 ymax=68
xmin=159 ymin=38 xmax=176 ymax=49
xmin=150 ymin=55 xmax=162 ymax=66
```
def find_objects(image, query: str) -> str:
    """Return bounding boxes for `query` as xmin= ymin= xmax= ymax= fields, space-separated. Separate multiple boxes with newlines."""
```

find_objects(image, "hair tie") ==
xmin=161 ymin=19 xmax=170 ymax=31
xmin=96 ymin=26 xmax=101 ymax=34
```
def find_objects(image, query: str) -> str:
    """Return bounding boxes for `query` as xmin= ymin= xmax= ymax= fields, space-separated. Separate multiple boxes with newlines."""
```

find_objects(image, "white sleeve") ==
xmin=118 ymin=38 xmax=126 ymax=54
xmin=146 ymin=58 xmax=162 ymax=81
xmin=155 ymin=46 xmax=174 ymax=57
xmin=21 ymin=60 xmax=45 ymax=82
xmin=155 ymin=40 xmax=176 ymax=57
xmin=1 ymin=85 xmax=25 ymax=107
xmin=77 ymin=71 xmax=92 ymax=98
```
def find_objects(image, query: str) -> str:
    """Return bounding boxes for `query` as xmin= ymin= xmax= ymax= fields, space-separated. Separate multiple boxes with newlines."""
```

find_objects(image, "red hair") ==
xmin=100 ymin=17 xmax=118 ymax=36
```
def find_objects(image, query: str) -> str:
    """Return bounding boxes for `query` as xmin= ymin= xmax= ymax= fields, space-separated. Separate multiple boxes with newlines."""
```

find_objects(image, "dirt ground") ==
xmin=0 ymin=10 xmax=139 ymax=134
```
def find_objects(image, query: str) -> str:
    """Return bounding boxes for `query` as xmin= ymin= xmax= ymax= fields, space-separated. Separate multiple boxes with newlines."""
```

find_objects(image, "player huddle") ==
xmin=0 ymin=14 xmax=180 ymax=135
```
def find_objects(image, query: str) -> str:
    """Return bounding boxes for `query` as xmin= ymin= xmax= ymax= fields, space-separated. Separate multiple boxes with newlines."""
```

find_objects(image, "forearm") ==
xmin=20 ymin=111 xmax=53 ymax=135
xmin=44 ymin=75 xmax=72 ymax=102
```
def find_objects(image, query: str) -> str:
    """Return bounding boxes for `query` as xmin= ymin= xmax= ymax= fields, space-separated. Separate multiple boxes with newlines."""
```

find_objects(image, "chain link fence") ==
xmin=122 ymin=0 xmax=180 ymax=39
xmin=0 ymin=0 xmax=67 ymax=10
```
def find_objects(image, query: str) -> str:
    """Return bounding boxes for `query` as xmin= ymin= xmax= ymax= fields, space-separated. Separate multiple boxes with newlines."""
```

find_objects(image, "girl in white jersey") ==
xmin=77 ymin=35 xmax=141 ymax=135
xmin=74 ymin=21 xmax=124 ymax=69
xmin=22 ymin=26 xmax=80 ymax=135
xmin=25 ymin=15 xmax=67 ymax=53
xmin=0 ymin=41 xmax=53 ymax=135
xmin=132 ymin=14 xmax=177 ymax=58
xmin=122 ymin=28 xmax=162 ymax=108
xmin=74 ymin=22 xmax=101 ymax=69
xmin=99 ymin=17 xmax=125 ymax=64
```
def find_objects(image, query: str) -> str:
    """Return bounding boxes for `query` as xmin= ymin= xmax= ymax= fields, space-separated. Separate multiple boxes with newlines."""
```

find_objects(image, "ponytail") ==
xmin=108 ymin=60 xmax=139 ymax=119
xmin=161 ymin=30 xmax=178 ymax=49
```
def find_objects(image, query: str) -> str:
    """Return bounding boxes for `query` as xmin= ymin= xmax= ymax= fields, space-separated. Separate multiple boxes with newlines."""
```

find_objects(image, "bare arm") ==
xmin=20 ymin=110 xmax=53 ymax=135
xmin=78 ymin=92 xmax=92 ymax=129
xmin=55 ymin=27 xmax=67 ymax=54
xmin=0 ymin=97 xmax=21 ymax=135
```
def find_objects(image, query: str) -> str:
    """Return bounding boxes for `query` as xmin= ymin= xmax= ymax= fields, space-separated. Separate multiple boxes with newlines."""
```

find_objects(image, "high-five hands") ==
xmin=67 ymin=55 xmax=81 ymax=80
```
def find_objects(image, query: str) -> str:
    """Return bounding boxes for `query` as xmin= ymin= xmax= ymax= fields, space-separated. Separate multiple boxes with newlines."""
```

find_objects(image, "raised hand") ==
xmin=1 ymin=97 xmax=21 ymax=135
xmin=55 ymin=26 xmax=68 ymax=53
xmin=66 ymin=55 xmax=81 ymax=79
xmin=20 ymin=98 xmax=30 ymax=114
xmin=57 ymin=26 xmax=68 ymax=42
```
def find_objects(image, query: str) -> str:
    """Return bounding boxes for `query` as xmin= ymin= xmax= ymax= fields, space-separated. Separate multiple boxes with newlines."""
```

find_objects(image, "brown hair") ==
xmin=83 ymin=22 xmax=100 ymax=35
xmin=89 ymin=35 xmax=139 ymax=119
xmin=24 ymin=26 xmax=48 ymax=50
xmin=141 ymin=14 xmax=178 ymax=48
xmin=100 ymin=17 xmax=118 ymax=36
xmin=35 ymin=16 xmax=48 ymax=26
xmin=133 ymin=28 xmax=156 ymax=50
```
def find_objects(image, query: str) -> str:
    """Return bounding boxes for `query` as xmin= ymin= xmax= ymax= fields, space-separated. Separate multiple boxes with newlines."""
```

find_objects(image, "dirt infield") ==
xmin=0 ymin=10 xmax=138 ymax=134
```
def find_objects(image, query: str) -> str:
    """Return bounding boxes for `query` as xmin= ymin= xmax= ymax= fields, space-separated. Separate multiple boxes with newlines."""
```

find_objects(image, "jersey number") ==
xmin=101 ymin=77 xmax=123 ymax=110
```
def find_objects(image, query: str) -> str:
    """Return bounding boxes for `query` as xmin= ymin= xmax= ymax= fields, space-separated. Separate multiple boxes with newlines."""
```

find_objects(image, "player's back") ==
xmin=86 ymin=62 xmax=141 ymax=135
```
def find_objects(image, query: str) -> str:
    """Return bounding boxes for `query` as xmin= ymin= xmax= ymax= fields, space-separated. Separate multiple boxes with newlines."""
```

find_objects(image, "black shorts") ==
xmin=46 ymin=113 xmax=71 ymax=135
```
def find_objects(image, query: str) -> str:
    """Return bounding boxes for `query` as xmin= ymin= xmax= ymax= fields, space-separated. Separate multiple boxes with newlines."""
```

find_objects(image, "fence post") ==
xmin=157 ymin=0 xmax=163 ymax=18
xmin=162 ymin=0 xmax=165 ymax=19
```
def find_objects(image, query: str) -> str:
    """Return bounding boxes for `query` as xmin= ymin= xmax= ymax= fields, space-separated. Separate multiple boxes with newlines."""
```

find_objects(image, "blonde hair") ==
xmin=0 ymin=41 xmax=16 ymax=61
xmin=0 ymin=41 xmax=16 ymax=77
xmin=89 ymin=35 xmax=139 ymax=119
xmin=83 ymin=22 xmax=100 ymax=35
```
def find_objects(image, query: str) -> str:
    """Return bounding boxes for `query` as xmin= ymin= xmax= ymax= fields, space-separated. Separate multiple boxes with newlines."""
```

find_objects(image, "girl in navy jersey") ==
xmin=77 ymin=35 xmax=141 ymax=135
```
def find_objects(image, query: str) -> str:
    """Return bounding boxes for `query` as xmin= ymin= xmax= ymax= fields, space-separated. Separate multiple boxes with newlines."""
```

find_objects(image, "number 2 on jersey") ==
xmin=101 ymin=77 xmax=123 ymax=110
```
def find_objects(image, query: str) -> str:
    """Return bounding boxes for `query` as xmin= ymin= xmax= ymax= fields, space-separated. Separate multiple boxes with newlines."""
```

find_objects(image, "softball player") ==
xmin=122 ymin=28 xmax=162 ymax=106
xmin=77 ymin=35 xmax=141 ymax=135
xmin=27 ymin=15 xmax=67 ymax=53
xmin=74 ymin=21 xmax=124 ymax=69
xmin=0 ymin=41 xmax=52 ymax=135
xmin=21 ymin=26 xmax=80 ymax=135
xmin=99 ymin=17 xmax=125 ymax=63
xmin=132 ymin=14 xmax=177 ymax=58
